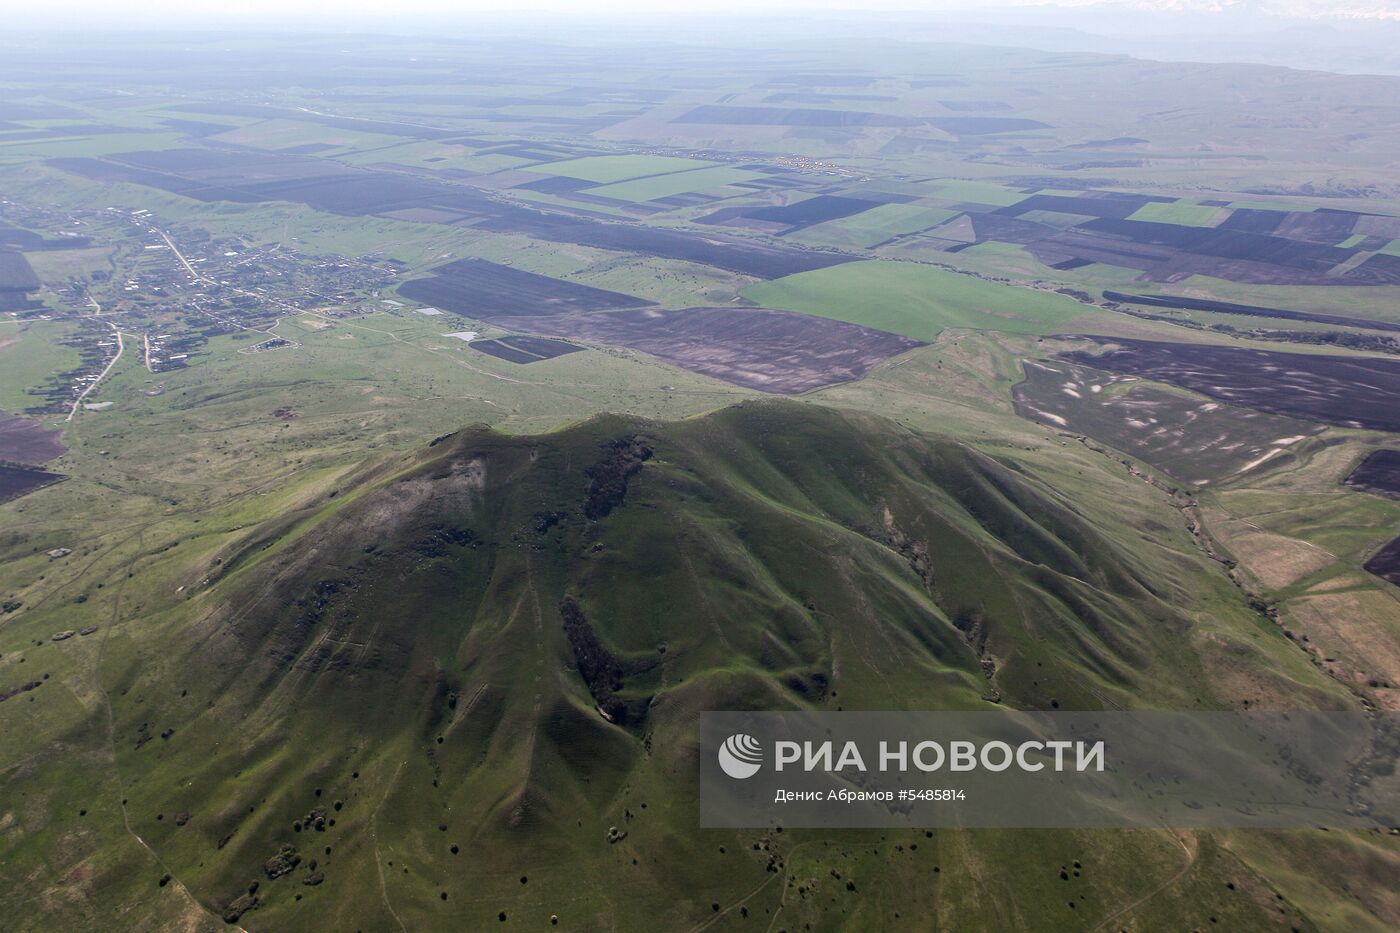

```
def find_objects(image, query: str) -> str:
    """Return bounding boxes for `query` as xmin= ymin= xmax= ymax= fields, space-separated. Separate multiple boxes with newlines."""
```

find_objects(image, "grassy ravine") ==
xmin=1 ymin=400 xmax=1370 ymax=932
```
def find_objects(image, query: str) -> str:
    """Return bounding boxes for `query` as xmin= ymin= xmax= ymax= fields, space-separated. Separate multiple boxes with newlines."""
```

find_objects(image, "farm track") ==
xmin=1089 ymin=832 xmax=1198 ymax=932
xmin=91 ymin=529 xmax=234 ymax=930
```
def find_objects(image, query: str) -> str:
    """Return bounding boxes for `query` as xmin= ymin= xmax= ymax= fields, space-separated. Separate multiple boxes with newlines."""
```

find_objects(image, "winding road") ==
xmin=65 ymin=305 xmax=124 ymax=423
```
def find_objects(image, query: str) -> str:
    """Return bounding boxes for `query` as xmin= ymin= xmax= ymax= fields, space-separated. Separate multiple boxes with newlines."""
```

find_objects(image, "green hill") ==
xmin=0 ymin=401 xmax=1378 ymax=931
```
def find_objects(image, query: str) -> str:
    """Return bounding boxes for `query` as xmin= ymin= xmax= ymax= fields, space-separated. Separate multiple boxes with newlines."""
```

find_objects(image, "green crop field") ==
xmin=1127 ymin=201 xmax=1224 ymax=226
xmin=743 ymin=260 xmax=1096 ymax=339
xmin=581 ymin=165 xmax=762 ymax=201
xmin=920 ymin=179 xmax=1030 ymax=207
xmin=0 ymin=319 xmax=82 ymax=414
xmin=789 ymin=203 xmax=961 ymax=249
xmin=208 ymin=118 xmax=404 ymax=152
xmin=0 ymin=131 xmax=183 ymax=160
xmin=531 ymin=154 xmax=721 ymax=183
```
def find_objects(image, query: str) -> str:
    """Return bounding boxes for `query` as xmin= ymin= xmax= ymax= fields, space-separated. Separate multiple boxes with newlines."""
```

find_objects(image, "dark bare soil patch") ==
xmin=0 ymin=464 xmax=64 ymax=503
xmin=1364 ymin=538 xmax=1400 ymax=587
xmin=398 ymin=259 xmax=912 ymax=390
xmin=112 ymin=148 xmax=360 ymax=185
xmin=672 ymin=105 xmax=916 ymax=127
xmin=159 ymin=118 xmax=238 ymax=137
xmin=1218 ymin=209 xmax=1285 ymax=234
xmin=475 ymin=214 xmax=853 ymax=279
xmin=1273 ymin=211 xmax=1358 ymax=244
xmin=999 ymin=193 xmax=1162 ymax=220
xmin=241 ymin=173 xmax=488 ymax=215
xmin=1067 ymin=137 xmax=1148 ymax=149
xmin=1079 ymin=218 xmax=1352 ymax=277
xmin=0 ymin=223 xmax=49 ymax=252
xmin=1058 ymin=337 xmax=1400 ymax=432
xmin=0 ymin=102 xmax=80 ymax=121
xmin=0 ymin=125 xmax=136 ymax=143
xmin=0 ymin=252 xmax=40 ymax=291
xmin=278 ymin=143 xmax=338 ymax=155
xmin=512 ymin=175 xmax=598 ymax=195
xmin=670 ymin=106 xmax=1048 ymax=135
xmin=0 ymin=411 xmax=66 ymax=465
xmin=504 ymin=306 xmax=923 ymax=394
xmin=1350 ymin=253 xmax=1400 ymax=286
xmin=48 ymin=156 xmax=264 ymax=203
xmin=1102 ymin=291 xmax=1400 ymax=333
xmin=939 ymin=100 xmax=1013 ymax=112
xmin=0 ymin=249 xmax=41 ymax=311
xmin=398 ymin=258 xmax=651 ymax=318
xmin=470 ymin=335 xmax=583 ymax=364
xmin=1319 ymin=445 xmax=1400 ymax=589
xmin=928 ymin=117 xmax=1050 ymax=135
xmin=1344 ymin=450 xmax=1400 ymax=499
xmin=53 ymin=149 xmax=501 ymax=216
xmin=742 ymin=195 xmax=877 ymax=230
xmin=955 ymin=199 xmax=1400 ymax=286
xmin=766 ymin=73 xmax=878 ymax=87
xmin=472 ymin=336 xmax=582 ymax=364
xmin=0 ymin=293 xmax=42 ymax=313
xmin=1013 ymin=359 xmax=1322 ymax=486
xmin=764 ymin=92 xmax=898 ymax=105
xmin=468 ymin=341 xmax=539 ymax=364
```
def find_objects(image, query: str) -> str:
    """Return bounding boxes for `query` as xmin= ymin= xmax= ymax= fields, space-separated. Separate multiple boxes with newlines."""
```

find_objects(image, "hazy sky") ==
xmin=19 ymin=0 xmax=1400 ymax=18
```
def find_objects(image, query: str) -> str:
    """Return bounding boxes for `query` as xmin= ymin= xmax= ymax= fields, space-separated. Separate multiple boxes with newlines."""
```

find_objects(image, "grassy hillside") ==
xmin=4 ymin=400 xmax=1377 ymax=932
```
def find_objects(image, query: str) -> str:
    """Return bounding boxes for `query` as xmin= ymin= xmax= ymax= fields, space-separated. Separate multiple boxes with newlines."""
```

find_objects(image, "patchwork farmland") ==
xmin=501 ymin=305 xmax=926 ymax=393
xmin=395 ymin=259 xmax=922 ymax=391
xmin=49 ymin=149 xmax=855 ymax=279
xmin=6 ymin=29 xmax=1400 ymax=933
